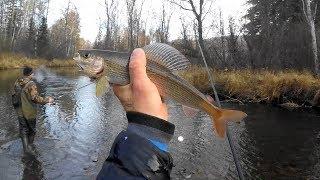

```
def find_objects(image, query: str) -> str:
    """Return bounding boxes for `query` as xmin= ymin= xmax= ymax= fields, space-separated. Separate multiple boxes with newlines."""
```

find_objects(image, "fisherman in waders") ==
xmin=12 ymin=66 xmax=54 ymax=154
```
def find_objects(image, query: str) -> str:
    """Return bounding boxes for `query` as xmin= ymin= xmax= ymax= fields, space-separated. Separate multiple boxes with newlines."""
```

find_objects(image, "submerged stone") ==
xmin=312 ymin=90 xmax=320 ymax=107
xmin=279 ymin=102 xmax=301 ymax=110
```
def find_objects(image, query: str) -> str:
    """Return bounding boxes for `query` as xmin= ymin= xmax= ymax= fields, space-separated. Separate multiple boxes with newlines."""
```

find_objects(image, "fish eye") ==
xmin=84 ymin=53 xmax=89 ymax=58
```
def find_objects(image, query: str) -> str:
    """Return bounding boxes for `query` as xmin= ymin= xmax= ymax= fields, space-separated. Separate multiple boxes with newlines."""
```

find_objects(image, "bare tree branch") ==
xmin=202 ymin=0 xmax=213 ymax=21
xmin=168 ymin=0 xmax=193 ymax=11
xmin=301 ymin=0 xmax=310 ymax=24
xmin=314 ymin=3 xmax=317 ymax=21
xmin=199 ymin=0 xmax=204 ymax=16
xmin=188 ymin=0 xmax=200 ymax=17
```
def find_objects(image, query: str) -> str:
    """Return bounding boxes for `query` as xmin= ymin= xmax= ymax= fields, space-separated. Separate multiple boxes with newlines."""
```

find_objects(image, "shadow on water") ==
xmin=0 ymin=68 xmax=319 ymax=179
xmin=225 ymin=103 xmax=320 ymax=179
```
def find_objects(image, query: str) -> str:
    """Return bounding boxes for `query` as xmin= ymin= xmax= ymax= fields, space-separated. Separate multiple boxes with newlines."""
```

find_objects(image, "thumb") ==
xmin=129 ymin=48 xmax=148 ymax=84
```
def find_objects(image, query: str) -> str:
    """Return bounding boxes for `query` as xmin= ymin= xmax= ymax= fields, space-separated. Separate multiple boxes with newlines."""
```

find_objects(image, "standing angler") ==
xmin=12 ymin=66 xmax=54 ymax=154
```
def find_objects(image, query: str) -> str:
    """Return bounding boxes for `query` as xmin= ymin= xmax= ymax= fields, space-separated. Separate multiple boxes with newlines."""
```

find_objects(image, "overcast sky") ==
xmin=47 ymin=0 xmax=248 ymax=43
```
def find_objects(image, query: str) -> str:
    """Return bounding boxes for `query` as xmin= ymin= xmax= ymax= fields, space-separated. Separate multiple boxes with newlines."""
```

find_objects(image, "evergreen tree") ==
xmin=93 ymin=25 xmax=103 ymax=49
xmin=36 ymin=17 xmax=50 ymax=58
xmin=244 ymin=0 xmax=317 ymax=70
xmin=25 ymin=17 xmax=37 ymax=57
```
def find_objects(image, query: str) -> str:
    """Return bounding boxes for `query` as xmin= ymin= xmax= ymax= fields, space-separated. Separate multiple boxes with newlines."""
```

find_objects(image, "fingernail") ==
xmin=130 ymin=48 xmax=143 ymax=61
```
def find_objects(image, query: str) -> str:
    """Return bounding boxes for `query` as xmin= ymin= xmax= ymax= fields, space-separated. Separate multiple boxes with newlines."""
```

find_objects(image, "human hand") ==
xmin=113 ymin=48 xmax=168 ymax=121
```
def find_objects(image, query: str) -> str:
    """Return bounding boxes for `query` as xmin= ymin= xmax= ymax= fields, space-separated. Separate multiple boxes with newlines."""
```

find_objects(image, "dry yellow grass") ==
xmin=0 ymin=53 xmax=75 ymax=70
xmin=1 ymin=53 xmax=319 ymax=104
xmin=180 ymin=66 xmax=320 ymax=103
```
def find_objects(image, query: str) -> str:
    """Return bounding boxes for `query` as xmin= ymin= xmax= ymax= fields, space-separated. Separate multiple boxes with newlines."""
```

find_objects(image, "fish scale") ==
xmin=74 ymin=43 xmax=247 ymax=138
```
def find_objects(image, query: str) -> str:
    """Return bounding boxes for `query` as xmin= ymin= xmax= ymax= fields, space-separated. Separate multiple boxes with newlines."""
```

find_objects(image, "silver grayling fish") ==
xmin=74 ymin=43 xmax=247 ymax=138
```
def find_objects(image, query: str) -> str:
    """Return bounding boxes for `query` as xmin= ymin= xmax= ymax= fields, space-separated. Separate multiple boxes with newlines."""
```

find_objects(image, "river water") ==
xmin=0 ymin=68 xmax=319 ymax=179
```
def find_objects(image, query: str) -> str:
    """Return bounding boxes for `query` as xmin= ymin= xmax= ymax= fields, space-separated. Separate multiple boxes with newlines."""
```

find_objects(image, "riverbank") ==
xmin=180 ymin=66 xmax=320 ymax=107
xmin=1 ymin=54 xmax=319 ymax=107
xmin=0 ymin=53 xmax=75 ymax=70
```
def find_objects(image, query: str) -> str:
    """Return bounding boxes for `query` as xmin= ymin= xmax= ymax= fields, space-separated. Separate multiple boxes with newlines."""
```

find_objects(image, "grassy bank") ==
xmin=1 ymin=53 xmax=319 ymax=106
xmin=180 ymin=66 xmax=320 ymax=105
xmin=0 ymin=53 xmax=75 ymax=70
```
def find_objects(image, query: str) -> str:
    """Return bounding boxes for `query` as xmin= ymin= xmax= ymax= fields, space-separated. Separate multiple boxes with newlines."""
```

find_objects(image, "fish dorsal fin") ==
xmin=143 ymin=43 xmax=191 ymax=71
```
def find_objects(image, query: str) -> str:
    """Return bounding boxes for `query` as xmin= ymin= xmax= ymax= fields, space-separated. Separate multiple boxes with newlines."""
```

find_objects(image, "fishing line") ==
xmin=55 ymin=81 xmax=95 ymax=99
xmin=48 ymin=81 xmax=95 ymax=121
xmin=196 ymin=39 xmax=245 ymax=180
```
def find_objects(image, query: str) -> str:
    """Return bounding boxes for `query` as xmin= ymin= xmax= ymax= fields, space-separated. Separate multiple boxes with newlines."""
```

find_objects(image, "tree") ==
xmin=36 ymin=17 xmax=49 ymax=58
xmin=0 ymin=0 xmax=50 ymax=54
xmin=5 ymin=0 xmax=23 ymax=51
xmin=302 ymin=0 xmax=319 ymax=75
xmin=169 ymin=0 xmax=210 ymax=60
xmin=93 ymin=23 xmax=103 ymax=49
xmin=103 ymin=0 xmax=118 ymax=50
xmin=227 ymin=17 xmax=247 ymax=68
xmin=126 ymin=0 xmax=136 ymax=50
xmin=0 ymin=0 xmax=80 ymax=60
xmin=24 ymin=17 xmax=37 ymax=57
xmin=154 ymin=3 xmax=171 ymax=43
xmin=219 ymin=8 xmax=226 ymax=66
xmin=244 ymin=0 xmax=316 ymax=70
xmin=79 ymin=37 xmax=91 ymax=49
xmin=50 ymin=9 xmax=80 ymax=58
xmin=172 ymin=17 xmax=197 ymax=58
xmin=0 ymin=0 xmax=6 ymax=51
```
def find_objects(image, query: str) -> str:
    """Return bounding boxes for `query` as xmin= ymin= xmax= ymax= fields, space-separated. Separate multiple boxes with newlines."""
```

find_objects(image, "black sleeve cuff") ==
xmin=126 ymin=112 xmax=175 ymax=135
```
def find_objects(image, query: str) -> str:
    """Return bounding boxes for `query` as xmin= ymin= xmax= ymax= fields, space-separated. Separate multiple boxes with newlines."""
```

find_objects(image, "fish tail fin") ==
xmin=208 ymin=107 xmax=247 ymax=138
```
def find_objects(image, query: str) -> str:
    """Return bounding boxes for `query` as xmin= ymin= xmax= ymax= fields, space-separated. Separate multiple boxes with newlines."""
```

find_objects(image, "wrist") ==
xmin=135 ymin=111 xmax=167 ymax=121
xmin=126 ymin=111 xmax=175 ymax=135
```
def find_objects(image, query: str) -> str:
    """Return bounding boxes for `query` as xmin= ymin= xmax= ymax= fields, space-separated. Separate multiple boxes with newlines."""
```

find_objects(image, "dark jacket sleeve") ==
xmin=97 ymin=112 xmax=175 ymax=180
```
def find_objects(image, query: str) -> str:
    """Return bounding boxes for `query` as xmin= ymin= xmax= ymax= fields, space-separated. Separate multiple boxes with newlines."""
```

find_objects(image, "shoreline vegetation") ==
xmin=0 ymin=53 xmax=75 ymax=70
xmin=180 ymin=66 xmax=320 ymax=109
xmin=1 ymin=53 xmax=319 ymax=108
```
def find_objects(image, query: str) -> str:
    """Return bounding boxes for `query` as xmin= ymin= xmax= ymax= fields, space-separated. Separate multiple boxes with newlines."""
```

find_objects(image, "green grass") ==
xmin=0 ymin=53 xmax=75 ymax=70
xmin=180 ymin=66 xmax=320 ymax=104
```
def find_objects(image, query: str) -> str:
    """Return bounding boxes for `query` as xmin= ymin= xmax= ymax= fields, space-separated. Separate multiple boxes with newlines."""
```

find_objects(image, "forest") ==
xmin=0 ymin=0 xmax=319 ymax=72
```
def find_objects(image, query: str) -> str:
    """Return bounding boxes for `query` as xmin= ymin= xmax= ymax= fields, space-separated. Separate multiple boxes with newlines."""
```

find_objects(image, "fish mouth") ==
xmin=95 ymin=66 xmax=104 ymax=75
xmin=92 ymin=58 xmax=104 ymax=75
xmin=76 ymin=64 xmax=84 ymax=71
xmin=73 ymin=53 xmax=84 ymax=70
xmin=73 ymin=53 xmax=80 ymax=62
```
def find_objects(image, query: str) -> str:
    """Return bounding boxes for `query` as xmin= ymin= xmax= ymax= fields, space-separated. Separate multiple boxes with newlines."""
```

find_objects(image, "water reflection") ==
xmin=232 ymin=104 xmax=320 ymax=179
xmin=0 ymin=96 xmax=19 ymax=145
xmin=0 ymin=69 xmax=20 ymax=94
xmin=22 ymin=153 xmax=44 ymax=180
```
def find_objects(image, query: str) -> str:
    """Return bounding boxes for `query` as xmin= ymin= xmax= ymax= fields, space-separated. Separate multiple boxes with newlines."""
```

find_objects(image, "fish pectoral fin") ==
xmin=210 ymin=109 xmax=247 ymax=138
xmin=182 ymin=105 xmax=199 ymax=118
xmin=96 ymin=76 xmax=110 ymax=97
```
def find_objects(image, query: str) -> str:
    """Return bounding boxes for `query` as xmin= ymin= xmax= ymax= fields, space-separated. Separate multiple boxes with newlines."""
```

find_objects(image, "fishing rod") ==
xmin=196 ymin=39 xmax=245 ymax=180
